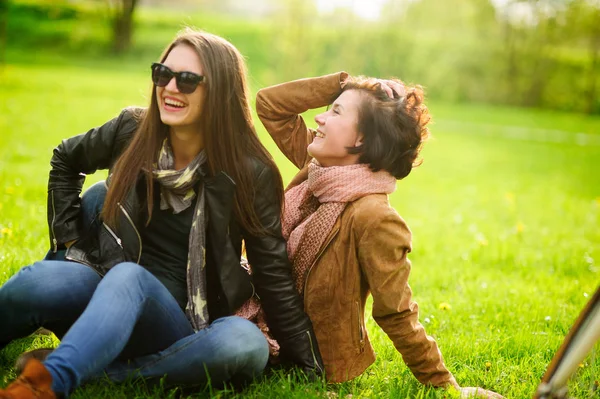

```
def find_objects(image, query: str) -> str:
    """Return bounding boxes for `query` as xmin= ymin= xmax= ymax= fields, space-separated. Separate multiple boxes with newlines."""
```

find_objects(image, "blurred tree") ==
xmin=0 ymin=0 xmax=6 ymax=67
xmin=399 ymin=0 xmax=500 ymax=102
xmin=499 ymin=0 xmax=599 ymax=112
xmin=266 ymin=0 xmax=317 ymax=81
xmin=497 ymin=1 xmax=564 ymax=107
xmin=564 ymin=0 xmax=600 ymax=113
xmin=106 ymin=0 xmax=138 ymax=54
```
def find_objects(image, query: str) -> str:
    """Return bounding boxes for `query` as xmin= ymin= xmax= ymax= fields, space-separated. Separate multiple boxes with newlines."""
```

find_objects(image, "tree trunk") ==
xmin=585 ymin=11 xmax=600 ymax=114
xmin=112 ymin=0 xmax=138 ymax=54
xmin=503 ymin=20 xmax=519 ymax=105
xmin=0 ymin=0 xmax=7 ymax=67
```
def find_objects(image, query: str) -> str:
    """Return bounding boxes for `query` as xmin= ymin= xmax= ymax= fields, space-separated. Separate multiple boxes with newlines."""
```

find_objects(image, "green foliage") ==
xmin=1 ymin=1 xmax=600 ymax=398
xmin=3 ymin=0 xmax=600 ymax=113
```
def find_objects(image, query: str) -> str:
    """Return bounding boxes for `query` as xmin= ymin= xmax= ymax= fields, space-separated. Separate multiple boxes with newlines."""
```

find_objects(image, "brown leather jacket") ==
xmin=256 ymin=72 xmax=458 ymax=386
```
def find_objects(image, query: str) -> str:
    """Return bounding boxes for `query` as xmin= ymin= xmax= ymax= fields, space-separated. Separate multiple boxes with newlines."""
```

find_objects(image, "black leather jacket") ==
xmin=46 ymin=107 xmax=324 ymax=374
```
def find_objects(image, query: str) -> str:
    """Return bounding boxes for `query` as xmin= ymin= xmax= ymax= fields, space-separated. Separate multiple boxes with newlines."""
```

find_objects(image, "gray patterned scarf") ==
xmin=152 ymin=138 xmax=209 ymax=331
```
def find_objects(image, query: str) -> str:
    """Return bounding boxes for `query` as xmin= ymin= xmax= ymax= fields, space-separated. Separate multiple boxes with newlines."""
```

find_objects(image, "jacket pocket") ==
xmin=68 ymin=221 xmax=126 ymax=275
xmin=354 ymin=300 xmax=365 ymax=354
xmin=95 ymin=223 xmax=126 ymax=272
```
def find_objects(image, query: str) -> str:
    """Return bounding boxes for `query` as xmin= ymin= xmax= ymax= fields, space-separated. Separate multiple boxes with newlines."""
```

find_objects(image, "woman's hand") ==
xmin=375 ymin=79 xmax=406 ymax=99
xmin=459 ymin=387 xmax=505 ymax=399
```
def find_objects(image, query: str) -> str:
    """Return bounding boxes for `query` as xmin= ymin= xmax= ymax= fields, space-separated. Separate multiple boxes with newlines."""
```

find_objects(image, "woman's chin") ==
xmin=160 ymin=114 xmax=184 ymax=127
xmin=307 ymin=144 xmax=319 ymax=159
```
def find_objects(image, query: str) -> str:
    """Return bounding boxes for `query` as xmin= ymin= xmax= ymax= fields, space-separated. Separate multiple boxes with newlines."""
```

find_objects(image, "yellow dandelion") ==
xmin=579 ymin=362 xmax=585 ymax=368
xmin=505 ymin=192 xmax=515 ymax=206
xmin=438 ymin=302 xmax=451 ymax=311
xmin=1 ymin=227 xmax=12 ymax=237
xmin=595 ymin=197 xmax=600 ymax=207
xmin=516 ymin=222 xmax=525 ymax=233
xmin=476 ymin=233 xmax=488 ymax=246
xmin=5 ymin=186 xmax=14 ymax=195
xmin=485 ymin=361 xmax=492 ymax=370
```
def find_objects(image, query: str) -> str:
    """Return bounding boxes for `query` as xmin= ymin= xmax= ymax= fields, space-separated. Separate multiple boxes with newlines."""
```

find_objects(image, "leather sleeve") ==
xmin=243 ymin=164 xmax=324 ymax=375
xmin=255 ymin=72 xmax=348 ymax=169
xmin=357 ymin=208 xmax=457 ymax=388
xmin=47 ymin=108 xmax=139 ymax=251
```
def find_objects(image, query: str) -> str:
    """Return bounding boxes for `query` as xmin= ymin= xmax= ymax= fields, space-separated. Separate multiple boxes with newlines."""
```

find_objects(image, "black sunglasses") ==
xmin=151 ymin=63 xmax=204 ymax=94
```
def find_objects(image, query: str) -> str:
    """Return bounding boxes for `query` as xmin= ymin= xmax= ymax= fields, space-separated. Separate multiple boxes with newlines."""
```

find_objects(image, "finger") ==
xmin=386 ymin=80 xmax=406 ymax=98
xmin=378 ymin=82 xmax=394 ymax=98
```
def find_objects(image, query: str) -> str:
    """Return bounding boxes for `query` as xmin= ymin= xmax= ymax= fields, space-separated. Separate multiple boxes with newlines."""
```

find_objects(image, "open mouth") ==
xmin=315 ymin=130 xmax=325 ymax=138
xmin=164 ymin=97 xmax=187 ymax=109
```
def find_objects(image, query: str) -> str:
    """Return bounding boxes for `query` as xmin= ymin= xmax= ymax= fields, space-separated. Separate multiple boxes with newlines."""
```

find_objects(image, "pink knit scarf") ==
xmin=283 ymin=161 xmax=397 ymax=295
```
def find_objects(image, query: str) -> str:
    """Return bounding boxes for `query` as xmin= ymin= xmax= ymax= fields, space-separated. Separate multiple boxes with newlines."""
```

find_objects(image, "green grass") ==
xmin=1 ymin=43 xmax=600 ymax=399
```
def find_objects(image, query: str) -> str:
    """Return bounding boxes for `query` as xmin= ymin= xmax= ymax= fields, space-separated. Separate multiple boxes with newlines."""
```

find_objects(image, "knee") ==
xmin=103 ymin=262 xmax=150 ymax=286
xmin=0 ymin=268 xmax=30 ymax=310
xmin=81 ymin=181 xmax=107 ymax=208
xmin=215 ymin=317 xmax=269 ymax=366
xmin=0 ymin=264 xmax=51 ymax=317
xmin=81 ymin=181 xmax=107 ymax=229
xmin=0 ymin=265 xmax=42 ymax=302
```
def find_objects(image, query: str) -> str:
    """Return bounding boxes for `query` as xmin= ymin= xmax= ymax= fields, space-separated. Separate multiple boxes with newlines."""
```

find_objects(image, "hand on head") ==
xmin=375 ymin=79 xmax=405 ymax=99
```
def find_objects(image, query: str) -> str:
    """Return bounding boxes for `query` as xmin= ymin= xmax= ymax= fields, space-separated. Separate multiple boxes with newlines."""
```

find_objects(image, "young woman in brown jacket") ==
xmin=256 ymin=72 xmax=504 ymax=399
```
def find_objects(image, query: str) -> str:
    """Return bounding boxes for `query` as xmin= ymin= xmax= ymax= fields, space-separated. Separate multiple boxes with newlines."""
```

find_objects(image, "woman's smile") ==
xmin=162 ymin=96 xmax=188 ymax=112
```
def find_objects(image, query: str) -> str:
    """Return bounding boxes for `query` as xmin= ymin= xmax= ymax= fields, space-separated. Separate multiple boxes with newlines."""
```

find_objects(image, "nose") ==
xmin=315 ymin=112 xmax=325 ymax=126
xmin=165 ymin=76 xmax=179 ymax=92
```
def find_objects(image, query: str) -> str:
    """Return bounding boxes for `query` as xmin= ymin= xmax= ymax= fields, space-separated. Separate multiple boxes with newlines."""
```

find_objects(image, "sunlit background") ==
xmin=0 ymin=0 xmax=599 ymax=398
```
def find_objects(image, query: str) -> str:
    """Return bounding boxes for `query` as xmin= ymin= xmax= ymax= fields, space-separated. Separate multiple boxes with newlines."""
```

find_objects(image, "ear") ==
xmin=354 ymin=133 xmax=364 ymax=148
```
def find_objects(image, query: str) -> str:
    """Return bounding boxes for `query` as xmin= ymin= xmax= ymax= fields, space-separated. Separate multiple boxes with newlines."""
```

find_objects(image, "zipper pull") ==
xmin=52 ymin=238 xmax=58 ymax=253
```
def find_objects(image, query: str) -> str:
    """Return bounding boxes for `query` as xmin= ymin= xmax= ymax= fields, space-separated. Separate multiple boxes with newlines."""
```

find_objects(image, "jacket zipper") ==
xmin=118 ymin=203 xmax=142 ymax=263
xmin=102 ymin=222 xmax=122 ymax=248
xmin=355 ymin=301 xmax=365 ymax=353
xmin=306 ymin=330 xmax=324 ymax=374
xmin=303 ymin=228 xmax=339 ymax=300
xmin=50 ymin=190 xmax=58 ymax=252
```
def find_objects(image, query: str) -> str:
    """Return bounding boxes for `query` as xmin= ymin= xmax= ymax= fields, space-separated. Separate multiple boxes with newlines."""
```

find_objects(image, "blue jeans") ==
xmin=0 ymin=182 xmax=269 ymax=395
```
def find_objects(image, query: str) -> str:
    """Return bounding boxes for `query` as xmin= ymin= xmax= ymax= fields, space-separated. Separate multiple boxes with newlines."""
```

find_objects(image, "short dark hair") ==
xmin=343 ymin=77 xmax=431 ymax=180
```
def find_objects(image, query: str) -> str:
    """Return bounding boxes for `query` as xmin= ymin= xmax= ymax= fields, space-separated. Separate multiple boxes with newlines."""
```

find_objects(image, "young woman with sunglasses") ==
xmin=255 ymin=73 xmax=504 ymax=398
xmin=0 ymin=29 xmax=322 ymax=399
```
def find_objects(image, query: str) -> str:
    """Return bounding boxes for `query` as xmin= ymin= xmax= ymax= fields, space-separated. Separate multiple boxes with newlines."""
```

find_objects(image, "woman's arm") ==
xmin=47 ymin=108 xmax=139 ymax=252
xmin=243 ymin=163 xmax=324 ymax=375
xmin=357 ymin=207 xmax=458 ymax=388
xmin=256 ymin=72 xmax=348 ymax=169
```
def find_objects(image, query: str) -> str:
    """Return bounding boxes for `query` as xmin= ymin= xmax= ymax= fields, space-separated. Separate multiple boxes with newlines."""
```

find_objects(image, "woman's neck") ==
xmin=169 ymin=127 xmax=204 ymax=170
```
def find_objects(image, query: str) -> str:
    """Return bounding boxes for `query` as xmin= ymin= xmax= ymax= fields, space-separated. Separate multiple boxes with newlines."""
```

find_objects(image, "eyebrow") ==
xmin=332 ymin=103 xmax=344 ymax=111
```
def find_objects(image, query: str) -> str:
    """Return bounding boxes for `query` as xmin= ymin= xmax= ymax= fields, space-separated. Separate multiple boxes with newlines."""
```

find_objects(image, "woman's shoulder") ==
xmin=120 ymin=106 xmax=146 ymax=125
xmin=348 ymin=194 xmax=399 ymax=218
xmin=346 ymin=194 xmax=411 ymax=235
xmin=112 ymin=106 xmax=146 ymax=141
xmin=241 ymin=155 xmax=277 ymax=180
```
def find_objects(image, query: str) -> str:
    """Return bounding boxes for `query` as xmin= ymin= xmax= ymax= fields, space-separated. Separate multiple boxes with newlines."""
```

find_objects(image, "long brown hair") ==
xmin=102 ymin=28 xmax=284 ymax=236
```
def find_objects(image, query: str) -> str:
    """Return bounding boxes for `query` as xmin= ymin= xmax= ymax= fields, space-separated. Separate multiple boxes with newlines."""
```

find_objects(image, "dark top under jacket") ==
xmin=139 ymin=182 xmax=196 ymax=310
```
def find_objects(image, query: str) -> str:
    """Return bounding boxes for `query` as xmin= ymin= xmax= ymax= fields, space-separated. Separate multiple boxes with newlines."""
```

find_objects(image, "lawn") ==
xmin=1 ymin=51 xmax=600 ymax=399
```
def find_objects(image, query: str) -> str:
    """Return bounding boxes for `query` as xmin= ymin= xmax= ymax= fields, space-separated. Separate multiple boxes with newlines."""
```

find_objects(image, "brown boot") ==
xmin=14 ymin=349 xmax=54 ymax=375
xmin=0 ymin=359 xmax=57 ymax=399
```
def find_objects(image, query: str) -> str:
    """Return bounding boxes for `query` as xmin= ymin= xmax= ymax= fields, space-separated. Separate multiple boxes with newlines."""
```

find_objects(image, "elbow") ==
xmin=255 ymin=89 xmax=272 ymax=120
xmin=49 ymin=141 xmax=70 ymax=172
